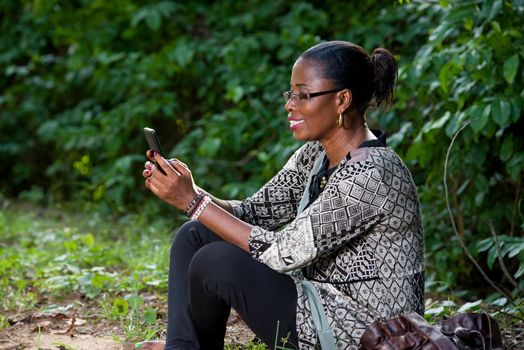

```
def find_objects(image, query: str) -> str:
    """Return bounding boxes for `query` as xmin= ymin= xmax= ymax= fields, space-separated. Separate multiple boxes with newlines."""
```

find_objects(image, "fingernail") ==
xmin=154 ymin=151 xmax=158 ymax=156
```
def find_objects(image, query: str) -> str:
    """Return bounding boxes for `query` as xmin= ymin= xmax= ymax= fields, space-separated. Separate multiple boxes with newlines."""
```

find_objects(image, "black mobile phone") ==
xmin=144 ymin=127 xmax=166 ymax=175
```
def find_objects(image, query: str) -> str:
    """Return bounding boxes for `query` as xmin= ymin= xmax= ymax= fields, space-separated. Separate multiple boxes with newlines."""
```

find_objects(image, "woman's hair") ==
xmin=299 ymin=41 xmax=398 ymax=115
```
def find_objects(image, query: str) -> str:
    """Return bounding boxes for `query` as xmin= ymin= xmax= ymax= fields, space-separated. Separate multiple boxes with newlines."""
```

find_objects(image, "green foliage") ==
xmin=1 ymin=0 xmax=523 ymax=297
xmin=0 ymin=205 xmax=171 ymax=312
xmin=476 ymin=235 xmax=524 ymax=278
xmin=389 ymin=0 xmax=524 ymax=295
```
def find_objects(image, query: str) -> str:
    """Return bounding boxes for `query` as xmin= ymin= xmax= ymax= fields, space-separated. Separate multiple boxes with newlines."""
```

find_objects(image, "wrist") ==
xmin=190 ymin=195 xmax=212 ymax=221
xmin=184 ymin=192 xmax=203 ymax=217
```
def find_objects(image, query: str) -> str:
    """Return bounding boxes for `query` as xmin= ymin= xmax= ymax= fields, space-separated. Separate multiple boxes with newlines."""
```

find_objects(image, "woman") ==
xmin=141 ymin=41 xmax=424 ymax=350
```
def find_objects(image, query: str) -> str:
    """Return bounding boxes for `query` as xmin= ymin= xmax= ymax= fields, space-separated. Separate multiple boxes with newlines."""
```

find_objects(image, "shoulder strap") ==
xmin=302 ymin=279 xmax=337 ymax=349
xmin=298 ymin=151 xmax=326 ymax=214
xmin=298 ymin=151 xmax=337 ymax=348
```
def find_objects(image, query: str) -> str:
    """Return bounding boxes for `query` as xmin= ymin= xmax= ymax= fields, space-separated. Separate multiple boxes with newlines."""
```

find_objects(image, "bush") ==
xmin=1 ymin=0 xmax=522 ymax=297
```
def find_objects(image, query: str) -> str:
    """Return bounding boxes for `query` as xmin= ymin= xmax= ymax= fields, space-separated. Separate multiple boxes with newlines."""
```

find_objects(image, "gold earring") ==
xmin=338 ymin=113 xmax=343 ymax=128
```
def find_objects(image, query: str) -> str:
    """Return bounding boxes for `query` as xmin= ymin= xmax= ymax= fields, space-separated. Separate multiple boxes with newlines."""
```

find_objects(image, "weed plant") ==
xmin=0 ymin=202 xmax=173 ymax=341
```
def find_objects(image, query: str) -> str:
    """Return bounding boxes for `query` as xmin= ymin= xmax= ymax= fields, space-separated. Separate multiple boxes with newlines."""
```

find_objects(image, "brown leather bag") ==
xmin=358 ymin=313 xmax=456 ymax=349
xmin=358 ymin=312 xmax=503 ymax=350
xmin=437 ymin=312 xmax=503 ymax=350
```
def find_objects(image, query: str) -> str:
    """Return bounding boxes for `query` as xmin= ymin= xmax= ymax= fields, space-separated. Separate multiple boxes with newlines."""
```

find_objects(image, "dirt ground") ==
xmin=0 ymin=300 xmax=254 ymax=350
xmin=1 ymin=298 xmax=522 ymax=350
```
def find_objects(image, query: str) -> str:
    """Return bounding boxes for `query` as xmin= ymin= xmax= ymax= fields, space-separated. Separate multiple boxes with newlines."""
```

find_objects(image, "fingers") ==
xmin=154 ymin=153 xmax=181 ymax=176
xmin=143 ymin=159 xmax=155 ymax=179
xmin=146 ymin=150 xmax=155 ymax=161
xmin=168 ymin=158 xmax=191 ymax=175
xmin=146 ymin=177 xmax=160 ymax=195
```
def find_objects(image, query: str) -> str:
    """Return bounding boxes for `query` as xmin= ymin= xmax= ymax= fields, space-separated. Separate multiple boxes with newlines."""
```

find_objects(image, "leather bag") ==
xmin=358 ymin=312 xmax=503 ymax=350
xmin=358 ymin=313 xmax=456 ymax=350
xmin=437 ymin=312 xmax=503 ymax=350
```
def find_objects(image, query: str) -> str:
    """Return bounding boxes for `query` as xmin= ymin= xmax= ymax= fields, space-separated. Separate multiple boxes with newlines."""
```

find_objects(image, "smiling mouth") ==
xmin=289 ymin=120 xmax=304 ymax=127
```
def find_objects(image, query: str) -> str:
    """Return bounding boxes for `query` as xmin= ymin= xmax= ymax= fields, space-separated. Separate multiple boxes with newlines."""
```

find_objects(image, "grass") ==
xmin=0 ymin=201 xmax=172 ymax=341
xmin=0 ymin=202 xmax=269 ymax=348
xmin=1 ymin=201 xmax=522 ymax=349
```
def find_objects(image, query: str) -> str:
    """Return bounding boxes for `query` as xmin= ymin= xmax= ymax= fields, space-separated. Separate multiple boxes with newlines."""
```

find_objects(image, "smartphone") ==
xmin=144 ymin=127 xmax=166 ymax=175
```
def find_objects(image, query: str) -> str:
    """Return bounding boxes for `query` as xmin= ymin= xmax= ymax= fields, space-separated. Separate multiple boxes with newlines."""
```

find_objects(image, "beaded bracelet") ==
xmin=191 ymin=195 xmax=212 ymax=221
xmin=184 ymin=192 xmax=204 ymax=217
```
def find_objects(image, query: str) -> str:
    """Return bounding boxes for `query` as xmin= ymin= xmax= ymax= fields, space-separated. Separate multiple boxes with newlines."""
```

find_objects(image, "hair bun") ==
xmin=371 ymin=48 xmax=398 ymax=109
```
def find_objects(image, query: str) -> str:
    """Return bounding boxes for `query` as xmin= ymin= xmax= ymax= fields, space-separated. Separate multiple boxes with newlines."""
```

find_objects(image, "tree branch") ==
xmin=444 ymin=121 xmax=521 ymax=311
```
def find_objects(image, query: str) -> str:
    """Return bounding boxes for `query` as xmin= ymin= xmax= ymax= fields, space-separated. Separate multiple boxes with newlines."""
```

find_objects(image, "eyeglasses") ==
xmin=282 ymin=87 xmax=345 ymax=104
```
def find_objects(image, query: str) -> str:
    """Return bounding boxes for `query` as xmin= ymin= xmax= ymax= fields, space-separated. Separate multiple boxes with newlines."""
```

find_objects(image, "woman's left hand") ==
xmin=145 ymin=152 xmax=199 ymax=210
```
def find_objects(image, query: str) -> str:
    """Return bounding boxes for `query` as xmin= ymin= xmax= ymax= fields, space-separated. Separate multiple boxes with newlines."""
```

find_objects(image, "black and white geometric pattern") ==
xmin=228 ymin=142 xmax=425 ymax=350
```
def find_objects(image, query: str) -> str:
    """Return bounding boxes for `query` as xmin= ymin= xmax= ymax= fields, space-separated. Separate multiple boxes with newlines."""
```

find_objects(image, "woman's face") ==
xmin=285 ymin=58 xmax=340 ymax=142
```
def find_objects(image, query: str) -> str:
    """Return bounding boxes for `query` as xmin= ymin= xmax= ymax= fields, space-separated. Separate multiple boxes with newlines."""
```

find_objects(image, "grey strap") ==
xmin=297 ymin=151 xmax=325 ymax=214
xmin=302 ymin=280 xmax=337 ymax=349
xmin=298 ymin=151 xmax=337 ymax=349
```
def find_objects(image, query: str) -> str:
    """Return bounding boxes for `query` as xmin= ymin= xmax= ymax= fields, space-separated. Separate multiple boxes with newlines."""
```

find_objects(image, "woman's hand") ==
xmin=143 ymin=151 xmax=199 ymax=210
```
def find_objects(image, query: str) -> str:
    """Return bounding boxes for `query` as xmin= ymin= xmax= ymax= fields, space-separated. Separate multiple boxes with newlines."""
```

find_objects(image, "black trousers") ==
xmin=164 ymin=221 xmax=299 ymax=350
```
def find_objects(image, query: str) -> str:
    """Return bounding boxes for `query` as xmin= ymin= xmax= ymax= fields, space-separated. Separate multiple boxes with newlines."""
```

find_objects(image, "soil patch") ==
xmin=0 ymin=297 xmax=254 ymax=350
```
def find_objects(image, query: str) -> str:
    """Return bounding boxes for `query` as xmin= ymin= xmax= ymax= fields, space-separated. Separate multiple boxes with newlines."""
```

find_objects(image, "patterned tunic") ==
xmin=228 ymin=138 xmax=425 ymax=349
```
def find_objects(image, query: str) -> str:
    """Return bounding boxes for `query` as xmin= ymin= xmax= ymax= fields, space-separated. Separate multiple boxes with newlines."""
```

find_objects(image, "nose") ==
xmin=284 ymin=96 xmax=296 ymax=112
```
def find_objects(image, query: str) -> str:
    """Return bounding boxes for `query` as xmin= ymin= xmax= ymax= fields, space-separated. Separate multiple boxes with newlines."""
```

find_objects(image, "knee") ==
xmin=188 ymin=242 xmax=244 ymax=286
xmin=171 ymin=221 xmax=206 ymax=255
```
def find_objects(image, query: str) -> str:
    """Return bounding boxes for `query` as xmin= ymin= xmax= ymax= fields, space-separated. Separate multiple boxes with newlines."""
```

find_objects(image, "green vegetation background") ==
xmin=1 ymin=0 xmax=523 ymax=328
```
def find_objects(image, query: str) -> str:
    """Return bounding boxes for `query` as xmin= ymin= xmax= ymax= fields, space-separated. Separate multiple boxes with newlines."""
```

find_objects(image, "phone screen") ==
xmin=144 ymin=127 xmax=166 ymax=175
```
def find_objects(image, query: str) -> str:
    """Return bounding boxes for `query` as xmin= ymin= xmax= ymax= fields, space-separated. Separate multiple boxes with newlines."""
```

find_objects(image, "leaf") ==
xmin=438 ymin=61 xmax=462 ymax=93
xmin=143 ymin=307 xmax=157 ymax=324
xmin=507 ymin=241 xmax=524 ymax=258
xmin=482 ymin=0 xmax=503 ymax=20
xmin=429 ymin=22 xmax=454 ymax=46
xmin=167 ymin=39 xmax=195 ymax=68
xmin=492 ymin=99 xmax=510 ymax=127
xmin=111 ymin=298 xmax=128 ymax=318
xmin=424 ymin=111 xmax=450 ymax=133
xmin=457 ymin=299 xmax=483 ymax=312
xmin=425 ymin=306 xmax=445 ymax=316
xmin=82 ymin=233 xmax=95 ymax=247
xmin=146 ymin=10 xmax=161 ymax=31
xmin=226 ymin=86 xmax=245 ymax=103
xmin=503 ymin=55 xmax=519 ymax=84
xmin=198 ymin=137 xmax=221 ymax=157
xmin=470 ymin=105 xmax=490 ymax=133
xmin=487 ymin=247 xmax=498 ymax=270
xmin=511 ymin=98 xmax=522 ymax=123
xmin=507 ymin=153 xmax=524 ymax=181
xmin=490 ymin=297 xmax=507 ymax=306
xmin=500 ymin=136 xmax=513 ymax=162
xmin=475 ymin=192 xmax=486 ymax=206
xmin=127 ymin=295 xmax=144 ymax=310
xmin=476 ymin=238 xmax=493 ymax=252
xmin=91 ymin=274 xmax=110 ymax=289
xmin=515 ymin=264 xmax=524 ymax=278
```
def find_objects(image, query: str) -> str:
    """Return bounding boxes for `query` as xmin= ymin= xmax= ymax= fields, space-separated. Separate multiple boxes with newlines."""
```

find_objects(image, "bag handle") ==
xmin=302 ymin=279 xmax=337 ymax=349
xmin=400 ymin=314 xmax=457 ymax=349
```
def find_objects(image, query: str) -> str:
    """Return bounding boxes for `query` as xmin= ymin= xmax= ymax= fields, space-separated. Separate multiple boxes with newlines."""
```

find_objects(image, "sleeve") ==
xmin=248 ymin=162 xmax=391 ymax=272
xmin=227 ymin=142 xmax=321 ymax=231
